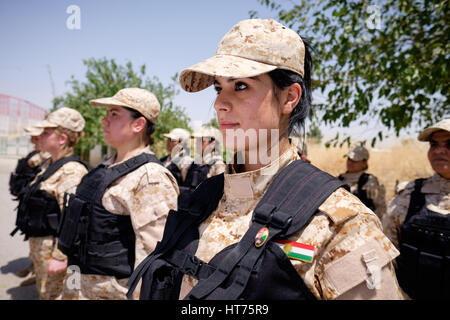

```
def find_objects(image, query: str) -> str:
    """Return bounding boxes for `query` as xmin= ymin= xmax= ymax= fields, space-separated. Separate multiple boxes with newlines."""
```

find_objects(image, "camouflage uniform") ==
xmin=28 ymin=158 xmax=88 ymax=300
xmin=339 ymin=170 xmax=387 ymax=220
xmin=180 ymin=146 xmax=403 ymax=299
xmin=202 ymin=152 xmax=226 ymax=179
xmin=382 ymin=173 xmax=450 ymax=250
xmin=28 ymin=151 xmax=51 ymax=168
xmin=62 ymin=146 xmax=179 ymax=300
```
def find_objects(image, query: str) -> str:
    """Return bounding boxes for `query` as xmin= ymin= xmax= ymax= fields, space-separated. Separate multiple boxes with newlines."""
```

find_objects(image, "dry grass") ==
xmin=307 ymin=139 xmax=435 ymax=202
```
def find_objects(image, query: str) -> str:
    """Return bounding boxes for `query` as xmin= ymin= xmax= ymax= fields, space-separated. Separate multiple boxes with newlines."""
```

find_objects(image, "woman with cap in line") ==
xmin=9 ymin=125 xmax=50 ymax=283
xmin=160 ymin=127 xmax=194 ymax=186
xmin=58 ymin=88 xmax=179 ymax=299
xmin=13 ymin=107 xmax=88 ymax=299
xmin=128 ymin=19 xmax=403 ymax=300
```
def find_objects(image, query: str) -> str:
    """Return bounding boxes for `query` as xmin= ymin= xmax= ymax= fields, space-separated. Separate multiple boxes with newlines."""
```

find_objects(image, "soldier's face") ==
xmin=213 ymin=74 xmax=290 ymax=153
xmin=346 ymin=159 xmax=368 ymax=173
xmin=428 ymin=130 xmax=450 ymax=179
xmin=39 ymin=128 xmax=67 ymax=155
xmin=101 ymin=106 xmax=136 ymax=148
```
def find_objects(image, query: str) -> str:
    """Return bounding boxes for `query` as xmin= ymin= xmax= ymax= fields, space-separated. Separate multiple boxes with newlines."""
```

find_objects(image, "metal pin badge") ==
xmin=255 ymin=227 xmax=269 ymax=247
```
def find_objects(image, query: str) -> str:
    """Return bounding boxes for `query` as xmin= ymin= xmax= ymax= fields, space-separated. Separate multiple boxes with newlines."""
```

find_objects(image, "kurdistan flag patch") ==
xmin=274 ymin=240 xmax=315 ymax=262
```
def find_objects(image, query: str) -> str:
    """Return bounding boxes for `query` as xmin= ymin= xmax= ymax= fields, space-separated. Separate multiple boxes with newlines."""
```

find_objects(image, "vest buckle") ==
xmin=183 ymin=255 xmax=201 ymax=277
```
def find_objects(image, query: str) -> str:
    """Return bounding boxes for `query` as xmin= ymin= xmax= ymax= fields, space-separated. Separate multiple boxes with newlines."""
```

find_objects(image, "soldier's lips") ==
xmin=219 ymin=121 xmax=239 ymax=130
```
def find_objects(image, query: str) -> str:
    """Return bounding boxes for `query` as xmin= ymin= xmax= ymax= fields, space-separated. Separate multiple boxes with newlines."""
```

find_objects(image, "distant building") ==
xmin=0 ymin=94 xmax=47 ymax=157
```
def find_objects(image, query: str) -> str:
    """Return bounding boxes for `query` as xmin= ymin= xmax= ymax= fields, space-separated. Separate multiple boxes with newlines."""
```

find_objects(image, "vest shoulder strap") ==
xmin=404 ymin=178 xmax=426 ymax=224
xmin=93 ymin=153 xmax=161 ymax=202
xmin=34 ymin=155 xmax=84 ymax=186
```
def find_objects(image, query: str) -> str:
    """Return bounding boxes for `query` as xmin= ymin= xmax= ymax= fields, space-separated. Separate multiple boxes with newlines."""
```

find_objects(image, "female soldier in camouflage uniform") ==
xmin=128 ymin=19 xmax=403 ymax=300
xmin=60 ymin=88 xmax=179 ymax=299
xmin=18 ymin=107 xmax=88 ymax=299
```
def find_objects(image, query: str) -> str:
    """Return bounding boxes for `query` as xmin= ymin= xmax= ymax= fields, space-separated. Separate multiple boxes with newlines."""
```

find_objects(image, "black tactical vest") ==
xmin=396 ymin=178 xmax=450 ymax=300
xmin=58 ymin=153 xmax=161 ymax=279
xmin=177 ymin=160 xmax=217 ymax=207
xmin=9 ymin=150 xmax=45 ymax=198
xmin=338 ymin=172 xmax=375 ymax=211
xmin=127 ymin=160 xmax=347 ymax=300
xmin=11 ymin=155 xmax=84 ymax=239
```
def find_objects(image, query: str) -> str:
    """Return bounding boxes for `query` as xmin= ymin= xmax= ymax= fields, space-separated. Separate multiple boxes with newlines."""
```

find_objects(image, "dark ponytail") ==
xmin=268 ymin=36 xmax=313 ymax=137
xmin=125 ymin=107 xmax=155 ymax=145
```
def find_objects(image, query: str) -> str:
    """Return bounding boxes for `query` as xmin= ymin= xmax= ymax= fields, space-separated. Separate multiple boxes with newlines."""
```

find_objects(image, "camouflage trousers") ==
xmin=29 ymin=236 xmax=66 ymax=300
xmin=61 ymin=273 xmax=139 ymax=300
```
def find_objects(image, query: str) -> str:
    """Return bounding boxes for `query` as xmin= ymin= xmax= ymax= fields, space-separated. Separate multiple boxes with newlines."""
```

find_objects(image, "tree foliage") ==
xmin=53 ymin=57 xmax=190 ymax=159
xmin=252 ymin=0 xmax=449 ymax=146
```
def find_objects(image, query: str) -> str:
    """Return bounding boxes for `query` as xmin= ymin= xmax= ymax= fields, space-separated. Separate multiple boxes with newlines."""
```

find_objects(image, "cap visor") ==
xmin=180 ymin=55 xmax=277 ymax=92
xmin=89 ymin=97 xmax=130 ymax=108
xmin=23 ymin=126 xmax=43 ymax=136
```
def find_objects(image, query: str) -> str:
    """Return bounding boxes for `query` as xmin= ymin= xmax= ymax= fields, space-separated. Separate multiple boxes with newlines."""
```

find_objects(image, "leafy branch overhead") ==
xmin=252 ymin=0 xmax=449 ymax=146
xmin=52 ymin=57 xmax=191 ymax=159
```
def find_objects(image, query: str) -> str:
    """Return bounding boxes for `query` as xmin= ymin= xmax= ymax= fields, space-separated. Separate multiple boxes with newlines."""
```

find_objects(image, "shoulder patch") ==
xmin=318 ymin=187 xmax=362 ymax=225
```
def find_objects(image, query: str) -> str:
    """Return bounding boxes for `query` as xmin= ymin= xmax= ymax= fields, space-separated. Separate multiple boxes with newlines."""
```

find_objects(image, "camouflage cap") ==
xmin=163 ymin=128 xmax=190 ymax=142
xmin=418 ymin=118 xmax=450 ymax=141
xmin=35 ymin=107 xmax=85 ymax=132
xmin=192 ymin=126 xmax=223 ymax=143
xmin=180 ymin=19 xmax=305 ymax=92
xmin=346 ymin=146 xmax=369 ymax=161
xmin=23 ymin=125 xmax=43 ymax=136
xmin=89 ymin=88 xmax=160 ymax=124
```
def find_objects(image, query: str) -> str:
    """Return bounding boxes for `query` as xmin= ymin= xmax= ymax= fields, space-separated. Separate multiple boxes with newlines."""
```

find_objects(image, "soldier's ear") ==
xmin=131 ymin=117 xmax=147 ymax=134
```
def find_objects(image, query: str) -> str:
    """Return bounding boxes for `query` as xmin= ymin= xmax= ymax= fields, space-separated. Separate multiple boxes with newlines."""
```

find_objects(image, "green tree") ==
xmin=53 ymin=57 xmax=190 ymax=159
xmin=252 ymin=0 xmax=449 ymax=146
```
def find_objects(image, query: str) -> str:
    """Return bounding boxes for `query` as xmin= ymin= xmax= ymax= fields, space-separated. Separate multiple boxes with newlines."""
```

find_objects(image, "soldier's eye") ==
xmin=214 ymin=85 xmax=222 ymax=95
xmin=235 ymin=81 xmax=248 ymax=91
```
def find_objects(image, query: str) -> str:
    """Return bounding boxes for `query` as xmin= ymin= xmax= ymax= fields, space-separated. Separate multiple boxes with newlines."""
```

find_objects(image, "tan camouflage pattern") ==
xmin=202 ymin=152 xmax=226 ymax=179
xmin=418 ymin=118 xmax=450 ymax=141
xmin=339 ymin=170 xmax=387 ymax=220
xmin=180 ymin=146 xmax=403 ymax=300
xmin=28 ymin=151 xmax=50 ymax=168
xmin=35 ymin=107 xmax=85 ymax=132
xmin=382 ymin=173 xmax=450 ymax=250
xmin=89 ymin=88 xmax=160 ymax=124
xmin=62 ymin=146 xmax=179 ymax=300
xmin=180 ymin=19 xmax=305 ymax=92
xmin=347 ymin=146 xmax=370 ymax=161
xmin=163 ymin=149 xmax=194 ymax=183
xmin=28 ymin=158 xmax=88 ymax=299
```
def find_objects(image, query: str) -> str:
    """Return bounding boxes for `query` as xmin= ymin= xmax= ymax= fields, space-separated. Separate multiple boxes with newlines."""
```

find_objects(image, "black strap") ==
xmin=92 ymin=153 xmax=161 ymax=203
xmin=126 ymin=173 xmax=224 ymax=298
xmin=404 ymin=178 xmax=426 ymax=224
xmin=187 ymin=160 xmax=346 ymax=300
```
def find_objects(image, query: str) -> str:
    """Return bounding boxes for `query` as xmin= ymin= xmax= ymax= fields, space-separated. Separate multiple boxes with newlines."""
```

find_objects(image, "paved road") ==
xmin=0 ymin=157 xmax=38 ymax=300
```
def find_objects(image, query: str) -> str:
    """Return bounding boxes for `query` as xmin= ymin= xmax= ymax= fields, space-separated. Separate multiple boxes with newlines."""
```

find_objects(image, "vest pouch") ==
xmin=397 ymin=243 xmax=418 ymax=298
xmin=26 ymin=195 xmax=54 ymax=236
xmin=142 ymin=260 xmax=182 ymax=300
xmin=58 ymin=195 xmax=86 ymax=254
xmin=47 ymin=213 xmax=59 ymax=233
xmin=417 ymin=251 xmax=444 ymax=298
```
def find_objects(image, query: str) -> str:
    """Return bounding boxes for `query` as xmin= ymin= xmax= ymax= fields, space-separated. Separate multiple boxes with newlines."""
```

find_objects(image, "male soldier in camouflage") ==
xmin=160 ymin=128 xmax=193 ymax=185
xmin=128 ymin=19 xmax=404 ymax=300
xmin=382 ymin=118 xmax=450 ymax=300
xmin=338 ymin=145 xmax=387 ymax=220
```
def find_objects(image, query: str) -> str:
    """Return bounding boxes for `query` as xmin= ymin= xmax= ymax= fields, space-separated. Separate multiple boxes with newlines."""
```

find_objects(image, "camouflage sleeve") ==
xmin=363 ymin=174 xmax=387 ymax=219
xmin=128 ymin=163 xmax=179 ymax=266
xmin=207 ymin=161 xmax=226 ymax=179
xmin=294 ymin=188 xmax=402 ymax=299
xmin=381 ymin=182 xmax=414 ymax=250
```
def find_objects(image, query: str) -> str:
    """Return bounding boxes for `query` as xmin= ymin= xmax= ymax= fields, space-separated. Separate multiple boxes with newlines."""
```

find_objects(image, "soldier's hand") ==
xmin=48 ymin=258 xmax=67 ymax=275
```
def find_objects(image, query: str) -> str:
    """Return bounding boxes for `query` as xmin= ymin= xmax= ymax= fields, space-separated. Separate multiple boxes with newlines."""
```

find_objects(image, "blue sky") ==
xmin=0 ymin=0 xmax=416 ymax=144
xmin=0 ymin=0 xmax=278 ymax=124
